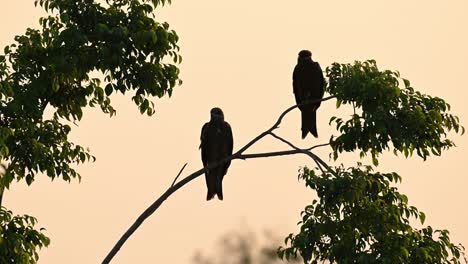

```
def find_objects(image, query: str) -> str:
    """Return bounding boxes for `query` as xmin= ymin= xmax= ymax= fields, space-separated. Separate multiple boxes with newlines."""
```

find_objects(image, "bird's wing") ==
xmin=316 ymin=62 xmax=325 ymax=98
xmin=311 ymin=62 xmax=325 ymax=108
xmin=226 ymin=122 xmax=233 ymax=155
xmin=200 ymin=122 xmax=209 ymax=167
xmin=292 ymin=65 xmax=302 ymax=104
xmin=222 ymin=121 xmax=233 ymax=175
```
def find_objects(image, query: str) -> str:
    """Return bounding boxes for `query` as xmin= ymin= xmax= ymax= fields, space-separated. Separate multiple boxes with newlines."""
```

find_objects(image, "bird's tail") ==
xmin=215 ymin=172 xmax=223 ymax=201
xmin=206 ymin=167 xmax=224 ymax=201
xmin=301 ymin=108 xmax=318 ymax=139
xmin=206 ymin=171 xmax=216 ymax=201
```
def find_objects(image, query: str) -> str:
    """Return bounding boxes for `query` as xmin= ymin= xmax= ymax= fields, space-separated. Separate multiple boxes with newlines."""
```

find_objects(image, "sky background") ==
xmin=1 ymin=0 xmax=467 ymax=263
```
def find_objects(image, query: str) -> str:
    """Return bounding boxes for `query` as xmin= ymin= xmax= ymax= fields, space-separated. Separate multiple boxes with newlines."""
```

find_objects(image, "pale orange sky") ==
xmin=1 ymin=1 xmax=467 ymax=263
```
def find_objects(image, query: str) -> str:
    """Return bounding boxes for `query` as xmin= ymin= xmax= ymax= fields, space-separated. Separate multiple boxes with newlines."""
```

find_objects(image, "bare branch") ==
xmin=269 ymin=132 xmax=337 ymax=177
xmin=170 ymin=163 xmax=188 ymax=187
xmin=305 ymin=143 xmax=330 ymax=174
xmin=239 ymin=149 xmax=307 ymax=159
xmin=102 ymin=95 xmax=336 ymax=264
xmin=314 ymin=160 xmax=326 ymax=175
xmin=307 ymin=143 xmax=330 ymax=151
xmin=235 ymin=95 xmax=335 ymax=154
xmin=234 ymin=144 xmax=331 ymax=161
xmin=268 ymin=132 xmax=325 ymax=173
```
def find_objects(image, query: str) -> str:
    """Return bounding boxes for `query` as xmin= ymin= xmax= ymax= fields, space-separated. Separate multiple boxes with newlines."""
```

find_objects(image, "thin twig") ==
xmin=314 ymin=159 xmax=326 ymax=175
xmin=269 ymin=132 xmax=337 ymax=177
xmin=101 ymin=95 xmax=336 ymax=264
xmin=268 ymin=132 xmax=324 ymax=173
xmin=307 ymin=143 xmax=330 ymax=151
xmin=235 ymin=95 xmax=335 ymax=154
xmin=306 ymin=142 xmax=331 ymax=174
xmin=239 ymin=149 xmax=308 ymax=160
xmin=170 ymin=163 xmax=188 ymax=187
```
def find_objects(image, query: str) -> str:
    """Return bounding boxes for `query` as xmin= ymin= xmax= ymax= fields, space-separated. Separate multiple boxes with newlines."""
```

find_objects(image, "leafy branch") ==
xmin=101 ymin=95 xmax=336 ymax=264
xmin=327 ymin=60 xmax=464 ymax=164
xmin=278 ymin=165 xmax=467 ymax=264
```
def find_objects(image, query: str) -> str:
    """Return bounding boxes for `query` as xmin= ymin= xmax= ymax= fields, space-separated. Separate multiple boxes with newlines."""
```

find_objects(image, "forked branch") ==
xmin=102 ymin=95 xmax=336 ymax=264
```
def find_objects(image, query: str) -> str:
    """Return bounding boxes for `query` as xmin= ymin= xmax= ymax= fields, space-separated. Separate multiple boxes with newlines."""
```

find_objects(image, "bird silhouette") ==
xmin=293 ymin=50 xmax=325 ymax=139
xmin=200 ymin=107 xmax=233 ymax=200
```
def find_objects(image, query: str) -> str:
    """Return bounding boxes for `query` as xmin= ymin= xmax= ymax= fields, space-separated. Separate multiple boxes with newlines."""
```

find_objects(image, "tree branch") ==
xmin=101 ymin=95 xmax=336 ymax=264
xmin=239 ymin=149 xmax=312 ymax=160
xmin=314 ymin=159 xmax=326 ymax=174
xmin=269 ymin=132 xmax=337 ymax=177
xmin=235 ymin=95 xmax=335 ymax=154
xmin=170 ymin=163 xmax=188 ymax=187
xmin=306 ymin=143 xmax=330 ymax=151
xmin=269 ymin=132 xmax=325 ymax=174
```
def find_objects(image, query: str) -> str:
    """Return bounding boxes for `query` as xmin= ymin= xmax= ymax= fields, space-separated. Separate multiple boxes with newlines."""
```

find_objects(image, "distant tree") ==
xmin=193 ymin=228 xmax=302 ymax=264
xmin=0 ymin=0 xmax=180 ymax=262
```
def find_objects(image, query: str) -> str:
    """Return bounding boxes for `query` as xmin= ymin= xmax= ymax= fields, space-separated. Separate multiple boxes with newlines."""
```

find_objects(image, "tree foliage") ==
xmin=0 ymin=208 xmax=50 ymax=264
xmin=0 ymin=0 xmax=180 ymax=262
xmin=279 ymin=61 xmax=465 ymax=263
xmin=279 ymin=165 xmax=465 ymax=264
xmin=327 ymin=60 xmax=463 ymax=165
xmin=1 ymin=0 xmax=180 ymax=187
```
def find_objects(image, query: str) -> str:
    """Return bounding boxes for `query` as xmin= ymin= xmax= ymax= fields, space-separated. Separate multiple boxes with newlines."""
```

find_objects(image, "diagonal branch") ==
xmin=238 ymin=141 xmax=330 ymax=160
xmin=269 ymin=132 xmax=325 ymax=173
xmin=314 ymin=159 xmax=326 ymax=174
xmin=306 ymin=143 xmax=330 ymax=151
xmin=235 ymin=95 xmax=335 ymax=154
xmin=101 ymin=95 xmax=336 ymax=264
xmin=269 ymin=132 xmax=337 ymax=176
xmin=170 ymin=163 xmax=188 ymax=187
xmin=239 ymin=148 xmax=318 ymax=160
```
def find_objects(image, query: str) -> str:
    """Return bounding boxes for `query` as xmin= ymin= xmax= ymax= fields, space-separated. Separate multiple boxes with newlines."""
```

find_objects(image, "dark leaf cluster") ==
xmin=0 ymin=0 xmax=180 ymax=186
xmin=0 ymin=0 xmax=180 ymax=262
xmin=278 ymin=165 xmax=466 ymax=264
xmin=0 ymin=207 xmax=50 ymax=264
xmin=326 ymin=60 xmax=464 ymax=165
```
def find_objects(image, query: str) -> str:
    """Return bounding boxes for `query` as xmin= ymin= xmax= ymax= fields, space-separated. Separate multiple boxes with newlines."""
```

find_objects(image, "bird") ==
xmin=293 ymin=50 xmax=325 ymax=139
xmin=200 ymin=107 xmax=233 ymax=201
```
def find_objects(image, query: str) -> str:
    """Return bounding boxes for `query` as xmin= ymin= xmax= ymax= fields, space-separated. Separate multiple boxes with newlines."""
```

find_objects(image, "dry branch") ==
xmin=102 ymin=95 xmax=336 ymax=264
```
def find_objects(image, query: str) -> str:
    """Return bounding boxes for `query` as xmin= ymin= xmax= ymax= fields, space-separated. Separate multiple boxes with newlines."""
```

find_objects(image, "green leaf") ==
xmin=60 ymin=13 xmax=69 ymax=23
xmin=336 ymin=99 xmax=342 ymax=108
xmin=403 ymin=78 xmax=410 ymax=88
xmin=420 ymin=212 xmax=426 ymax=224
xmin=284 ymin=164 xmax=465 ymax=263
xmin=105 ymin=83 xmax=113 ymax=96
xmin=140 ymin=99 xmax=149 ymax=114
xmin=151 ymin=32 xmax=158 ymax=44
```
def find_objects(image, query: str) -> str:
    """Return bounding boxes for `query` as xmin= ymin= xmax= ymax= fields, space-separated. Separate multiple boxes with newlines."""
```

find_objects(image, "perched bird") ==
xmin=293 ymin=50 xmax=325 ymax=139
xmin=200 ymin=107 xmax=233 ymax=200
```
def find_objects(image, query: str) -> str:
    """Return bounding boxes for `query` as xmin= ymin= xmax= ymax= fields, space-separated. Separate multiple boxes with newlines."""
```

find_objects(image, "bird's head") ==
xmin=210 ymin=107 xmax=224 ymax=121
xmin=298 ymin=50 xmax=312 ymax=63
